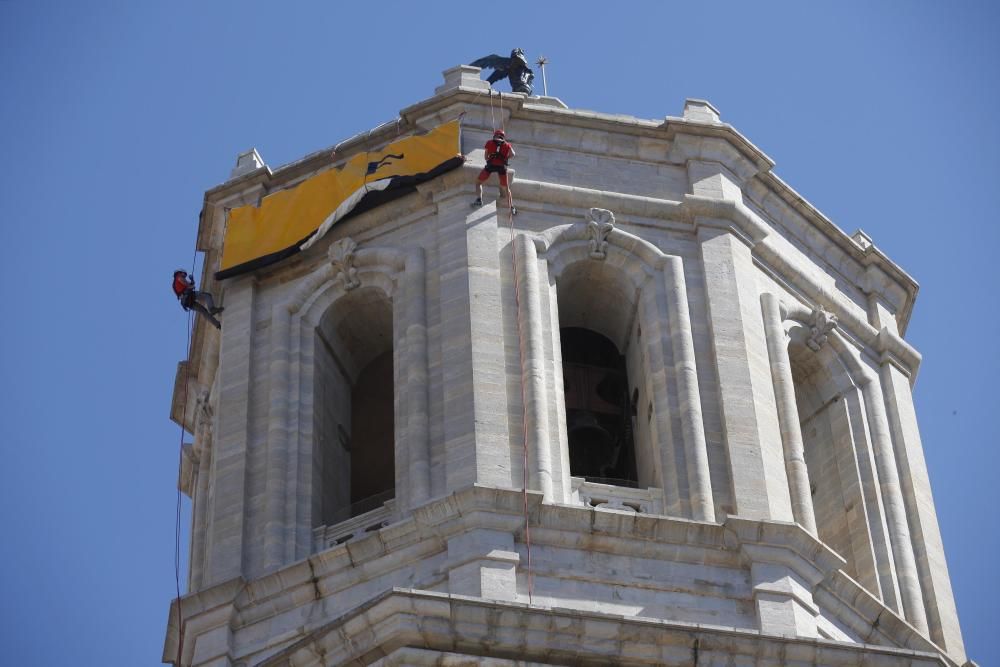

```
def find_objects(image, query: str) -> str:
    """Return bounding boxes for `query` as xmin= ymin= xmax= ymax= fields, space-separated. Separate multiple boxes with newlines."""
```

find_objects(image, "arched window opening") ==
xmin=561 ymin=327 xmax=638 ymax=487
xmin=314 ymin=288 xmax=395 ymax=527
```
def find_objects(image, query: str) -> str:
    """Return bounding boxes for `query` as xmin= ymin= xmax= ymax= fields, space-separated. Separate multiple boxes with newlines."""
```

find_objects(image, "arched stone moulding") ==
xmin=498 ymin=179 xmax=920 ymax=380
xmin=535 ymin=212 xmax=715 ymax=523
xmin=761 ymin=293 xmax=929 ymax=635
xmin=523 ymin=182 xmax=921 ymax=371
xmin=264 ymin=236 xmax=431 ymax=567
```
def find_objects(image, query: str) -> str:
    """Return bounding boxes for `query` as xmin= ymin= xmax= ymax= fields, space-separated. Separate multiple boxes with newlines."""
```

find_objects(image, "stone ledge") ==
xmin=166 ymin=486 xmax=954 ymax=665
xmin=259 ymin=588 xmax=951 ymax=667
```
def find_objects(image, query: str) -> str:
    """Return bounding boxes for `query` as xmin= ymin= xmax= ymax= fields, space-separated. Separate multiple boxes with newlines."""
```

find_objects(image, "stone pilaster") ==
xmin=699 ymin=228 xmax=792 ymax=523
xmin=880 ymin=355 xmax=965 ymax=661
xmin=437 ymin=198 xmax=511 ymax=490
xmin=203 ymin=276 xmax=255 ymax=586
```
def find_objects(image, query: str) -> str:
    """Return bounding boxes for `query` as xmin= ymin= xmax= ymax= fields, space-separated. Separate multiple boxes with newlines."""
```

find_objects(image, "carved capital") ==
xmin=586 ymin=208 xmax=615 ymax=260
xmin=807 ymin=308 xmax=838 ymax=351
xmin=328 ymin=238 xmax=360 ymax=290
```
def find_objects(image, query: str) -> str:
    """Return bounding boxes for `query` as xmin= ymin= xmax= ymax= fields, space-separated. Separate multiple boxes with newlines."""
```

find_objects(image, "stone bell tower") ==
xmin=165 ymin=65 xmax=970 ymax=666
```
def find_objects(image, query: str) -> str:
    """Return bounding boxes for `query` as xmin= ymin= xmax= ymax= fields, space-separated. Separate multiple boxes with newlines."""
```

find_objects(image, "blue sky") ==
xmin=0 ymin=2 xmax=996 ymax=664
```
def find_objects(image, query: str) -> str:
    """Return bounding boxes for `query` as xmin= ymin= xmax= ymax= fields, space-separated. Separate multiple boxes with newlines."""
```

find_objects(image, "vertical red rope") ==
xmin=506 ymin=185 xmax=533 ymax=604
xmin=491 ymin=86 xmax=531 ymax=603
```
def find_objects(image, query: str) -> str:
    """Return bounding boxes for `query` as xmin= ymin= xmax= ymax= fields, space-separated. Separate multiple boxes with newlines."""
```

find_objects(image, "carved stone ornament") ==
xmin=807 ymin=307 xmax=838 ymax=351
xmin=196 ymin=389 xmax=214 ymax=421
xmin=329 ymin=238 xmax=361 ymax=290
xmin=587 ymin=208 xmax=615 ymax=260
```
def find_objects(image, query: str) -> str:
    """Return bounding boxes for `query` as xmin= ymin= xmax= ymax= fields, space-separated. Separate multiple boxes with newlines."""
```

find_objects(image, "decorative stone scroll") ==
xmin=807 ymin=307 xmax=838 ymax=352
xmin=586 ymin=208 xmax=615 ymax=260
xmin=328 ymin=237 xmax=361 ymax=290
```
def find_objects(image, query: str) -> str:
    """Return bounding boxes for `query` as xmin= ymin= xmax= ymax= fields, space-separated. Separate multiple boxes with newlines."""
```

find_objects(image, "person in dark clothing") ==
xmin=172 ymin=270 xmax=223 ymax=329
xmin=472 ymin=129 xmax=516 ymax=215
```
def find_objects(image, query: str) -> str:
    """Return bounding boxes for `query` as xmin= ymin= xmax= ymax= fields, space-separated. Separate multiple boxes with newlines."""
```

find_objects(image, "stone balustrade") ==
xmin=571 ymin=477 xmax=664 ymax=515
xmin=313 ymin=498 xmax=396 ymax=551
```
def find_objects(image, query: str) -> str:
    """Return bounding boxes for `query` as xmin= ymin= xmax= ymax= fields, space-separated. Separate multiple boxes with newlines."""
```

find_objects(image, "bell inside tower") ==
xmin=561 ymin=327 xmax=638 ymax=487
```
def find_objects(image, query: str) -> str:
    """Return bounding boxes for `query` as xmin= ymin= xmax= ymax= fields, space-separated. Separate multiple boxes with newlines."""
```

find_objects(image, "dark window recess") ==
xmin=561 ymin=327 xmax=638 ymax=487
xmin=349 ymin=350 xmax=396 ymax=516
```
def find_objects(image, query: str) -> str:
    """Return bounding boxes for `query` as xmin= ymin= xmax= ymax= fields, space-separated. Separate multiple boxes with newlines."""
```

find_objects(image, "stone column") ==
xmin=880 ymin=357 xmax=964 ymax=657
xmin=515 ymin=234 xmax=554 ymax=501
xmin=203 ymin=276 xmax=256 ymax=586
xmin=403 ymin=249 xmax=432 ymax=508
xmin=699 ymin=227 xmax=793 ymax=523
xmin=760 ymin=293 xmax=817 ymax=536
xmin=860 ymin=370 xmax=929 ymax=634
xmin=637 ymin=283 xmax=684 ymax=515
xmin=663 ymin=255 xmax=715 ymax=522
xmin=543 ymin=265 xmax=573 ymax=504
xmin=437 ymin=198 xmax=511 ymax=490
xmin=841 ymin=387 xmax=902 ymax=610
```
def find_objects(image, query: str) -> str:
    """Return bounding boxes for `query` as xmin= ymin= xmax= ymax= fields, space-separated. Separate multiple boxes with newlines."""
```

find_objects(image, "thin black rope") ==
xmin=173 ymin=249 xmax=197 ymax=665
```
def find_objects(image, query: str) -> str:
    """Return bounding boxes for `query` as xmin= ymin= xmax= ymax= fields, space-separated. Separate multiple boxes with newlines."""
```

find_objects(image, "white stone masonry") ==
xmin=166 ymin=67 xmax=969 ymax=666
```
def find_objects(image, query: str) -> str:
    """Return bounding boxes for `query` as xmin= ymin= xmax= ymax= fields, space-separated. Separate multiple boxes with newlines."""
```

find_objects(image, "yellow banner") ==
xmin=218 ymin=120 xmax=462 ymax=278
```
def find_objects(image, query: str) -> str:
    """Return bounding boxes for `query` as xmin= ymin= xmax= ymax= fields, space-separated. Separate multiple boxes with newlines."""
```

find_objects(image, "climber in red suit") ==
xmin=472 ymin=129 xmax=516 ymax=215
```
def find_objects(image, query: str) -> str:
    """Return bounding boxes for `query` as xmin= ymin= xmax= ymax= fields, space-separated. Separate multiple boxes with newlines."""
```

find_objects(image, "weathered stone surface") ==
xmin=165 ymin=66 xmax=967 ymax=666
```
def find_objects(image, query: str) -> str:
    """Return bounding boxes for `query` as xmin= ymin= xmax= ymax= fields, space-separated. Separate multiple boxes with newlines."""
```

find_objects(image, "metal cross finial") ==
xmin=536 ymin=56 xmax=549 ymax=96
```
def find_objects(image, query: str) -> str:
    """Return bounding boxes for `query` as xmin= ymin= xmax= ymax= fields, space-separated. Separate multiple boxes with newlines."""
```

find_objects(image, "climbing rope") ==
xmin=487 ymin=88 xmax=508 ymax=134
xmin=488 ymin=84 xmax=532 ymax=602
xmin=173 ymin=250 xmax=197 ymax=666
xmin=504 ymin=178 xmax=533 ymax=604
xmin=488 ymin=88 xmax=497 ymax=130
xmin=499 ymin=90 xmax=506 ymax=135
